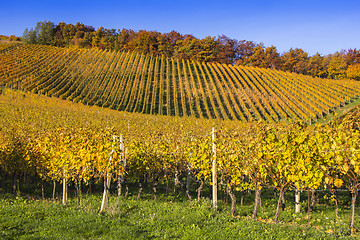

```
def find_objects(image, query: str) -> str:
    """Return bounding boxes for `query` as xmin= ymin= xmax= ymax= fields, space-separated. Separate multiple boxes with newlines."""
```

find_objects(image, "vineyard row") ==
xmin=1 ymin=43 xmax=360 ymax=122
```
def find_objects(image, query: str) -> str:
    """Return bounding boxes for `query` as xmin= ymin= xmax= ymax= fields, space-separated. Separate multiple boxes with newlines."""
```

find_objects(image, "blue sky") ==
xmin=1 ymin=0 xmax=359 ymax=55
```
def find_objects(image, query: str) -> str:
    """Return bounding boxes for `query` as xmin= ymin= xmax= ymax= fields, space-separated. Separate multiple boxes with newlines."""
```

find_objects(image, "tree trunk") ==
xmin=295 ymin=189 xmax=300 ymax=213
xmin=124 ymin=182 xmax=129 ymax=198
xmin=23 ymin=171 xmax=27 ymax=187
xmin=100 ymin=174 xmax=111 ymax=212
xmin=76 ymin=181 xmax=81 ymax=205
xmin=153 ymin=177 xmax=158 ymax=201
xmin=307 ymin=190 xmax=311 ymax=223
xmin=62 ymin=177 xmax=67 ymax=205
xmin=350 ymin=190 xmax=358 ymax=230
xmin=137 ymin=179 xmax=143 ymax=200
xmin=174 ymin=169 xmax=180 ymax=193
xmin=309 ymin=189 xmax=316 ymax=212
xmin=12 ymin=174 xmax=17 ymax=194
xmin=41 ymin=180 xmax=45 ymax=200
xmin=252 ymin=189 xmax=262 ymax=219
xmin=274 ymin=188 xmax=285 ymax=223
xmin=165 ymin=178 xmax=169 ymax=195
xmin=227 ymin=184 xmax=237 ymax=216
xmin=330 ymin=189 xmax=339 ymax=217
xmin=186 ymin=168 xmax=192 ymax=201
xmin=117 ymin=173 xmax=122 ymax=196
xmin=224 ymin=184 xmax=229 ymax=204
xmin=52 ymin=181 xmax=56 ymax=200
xmin=281 ymin=191 xmax=286 ymax=211
xmin=33 ymin=175 xmax=37 ymax=195
xmin=196 ymin=178 xmax=204 ymax=201
xmin=240 ymin=190 xmax=246 ymax=206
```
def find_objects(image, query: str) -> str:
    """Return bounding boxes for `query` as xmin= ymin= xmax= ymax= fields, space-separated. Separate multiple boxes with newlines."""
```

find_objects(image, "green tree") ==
xmin=22 ymin=28 xmax=37 ymax=44
xmin=35 ymin=21 xmax=55 ymax=45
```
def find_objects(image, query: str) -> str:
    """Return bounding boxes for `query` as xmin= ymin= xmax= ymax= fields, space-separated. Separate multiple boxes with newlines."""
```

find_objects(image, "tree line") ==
xmin=21 ymin=21 xmax=360 ymax=80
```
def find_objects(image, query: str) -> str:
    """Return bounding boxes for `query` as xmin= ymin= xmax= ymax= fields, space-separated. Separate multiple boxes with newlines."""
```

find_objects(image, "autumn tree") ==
xmin=345 ymin=49 xmax=360 ymax=65
xmin=281 ymin=48 xmax=309 ymax=74
xmin=327 ymin=52 xmax=347 ymax=79
xmin=215 ymin=35 xmax=239 ymax=64
xmin=236 ymin=40 xmax=257 ymax=65
xmin=247 ymin=44 xmax=266 ymax=67
xmin=264 ymin=46 xmax=281 ymax=69
xmin=347 ymin=63 xmax=360 ymax=81
xmin=115 ymin=28 xmax=135 ymax=52
xmin=307 ymin=53 xmax=327 ymax=78
xmin=194 ymin=36 xmax=218 ymax=62
xmin=174 ymin=34 xmax=197 ymax=60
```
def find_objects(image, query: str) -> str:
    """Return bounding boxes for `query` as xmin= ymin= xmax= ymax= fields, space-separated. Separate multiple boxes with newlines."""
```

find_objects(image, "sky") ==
xmin=0 ymin=0 xmax=359 ymax=56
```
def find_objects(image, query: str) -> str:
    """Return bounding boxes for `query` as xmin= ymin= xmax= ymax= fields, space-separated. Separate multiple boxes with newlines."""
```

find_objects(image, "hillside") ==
xmin=1 ymin=43 xmax=360 ymax=123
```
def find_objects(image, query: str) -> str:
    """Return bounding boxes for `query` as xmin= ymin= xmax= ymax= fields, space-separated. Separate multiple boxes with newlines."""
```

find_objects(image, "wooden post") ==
xmin=62 ymin=169 xmax=67 ymax=205
xmin=295 ymin=189 xmax=301 ymax=213
xmin=100 ymin=135 xmax=116 ymax=212
xmin=117 ymin=135 xmax=124 ymax=196
xmin=101 ymin=173 xmax=112 ymax=212
xmin=212 ymin=127 xmax=217 ymax=209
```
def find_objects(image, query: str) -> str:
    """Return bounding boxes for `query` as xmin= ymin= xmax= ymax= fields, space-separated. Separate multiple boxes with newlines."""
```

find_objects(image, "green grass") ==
xmin=315 ymin=97 xmax=360 ymax=125
xmin=1 ymin=184 xmax=359 ymax=239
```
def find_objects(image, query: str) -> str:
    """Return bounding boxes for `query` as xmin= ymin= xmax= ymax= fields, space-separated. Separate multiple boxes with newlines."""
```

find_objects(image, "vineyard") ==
xmin=1 ymin=43 xmax=360 ymax=123
xmin=2 ymin=40 xmax=360 ymax=236
xmin=1 ymin=88 xmax=360 ymax=234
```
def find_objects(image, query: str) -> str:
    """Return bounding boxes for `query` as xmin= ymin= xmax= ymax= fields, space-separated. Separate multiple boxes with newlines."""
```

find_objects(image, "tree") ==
xmin=174 ymin=35 xmax=197 ymax=60
xmin=247 ymin=44 xmax=266 ymax=67
xmin=264 ymin=46 xmax=281 ymax=69
xmin=327 ymin=52 xmax=347 ymax=79
xmin=347 ymin=63 xmax=360 ymax=81
xmin=195 ymin=36 xmax=218 ymax=62
xmin=345 ymin=49 xmax=360 ymax=65
xmin=35 ymin=21 xmax=55 ymax=45
xmin=236 ymin=40 xmax=257 ymax=65
xmin=22 ymin=28 xmax=37 ymax=44
xmin=216 ymin=35 xmax=239 ymax=64
xmin=281 ymin=48 xmax=309 ymax=74
xmin=307 ymin=53 xmax=327 ymax=78
xmin=92 ymin=27 xmax=106 ymax=49
xmin=22 ymin=21 xmax=55 ymax=45
xmin=115 ymin=28 xmax=135 ymax=52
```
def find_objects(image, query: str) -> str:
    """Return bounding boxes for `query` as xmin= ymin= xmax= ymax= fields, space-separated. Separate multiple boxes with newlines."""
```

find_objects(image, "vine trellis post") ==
xmin=212 ymin=127 xmax=217 ymax=209
xmin=100 ymin=135 xmax=117 ymax=212
xmin=117 ymin=135 xmax=125 ymax=196
xmin=295 ymin=188 xmax=301 ymax=213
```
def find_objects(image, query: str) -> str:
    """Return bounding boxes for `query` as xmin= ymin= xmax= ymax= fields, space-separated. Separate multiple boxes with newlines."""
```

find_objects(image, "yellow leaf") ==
xmin=355 ymin=165 xmax=360 ymax=174
xmin=334 ymin=178 xmax=343 ymax=188
xmin=324 ymin=177 xmax=332 ymax=185
xmin=325 ymin=229 xmax=334 ymax=234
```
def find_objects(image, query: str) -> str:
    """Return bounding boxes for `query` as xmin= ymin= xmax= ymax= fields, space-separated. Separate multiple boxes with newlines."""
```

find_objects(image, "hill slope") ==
xmin=1 ymin=43 xmax=360 ymax=123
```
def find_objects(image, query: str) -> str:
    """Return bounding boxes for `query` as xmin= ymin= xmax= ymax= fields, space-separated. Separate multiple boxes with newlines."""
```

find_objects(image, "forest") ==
xmin=20 ymin=21 xmax=360 ymax=81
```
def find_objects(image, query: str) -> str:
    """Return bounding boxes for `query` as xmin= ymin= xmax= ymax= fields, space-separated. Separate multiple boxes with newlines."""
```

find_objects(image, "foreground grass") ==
xmin=0 ymin=188 xmax=359 ymax=240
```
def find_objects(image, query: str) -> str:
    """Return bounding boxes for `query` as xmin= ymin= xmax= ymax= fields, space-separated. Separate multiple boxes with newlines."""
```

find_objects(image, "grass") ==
xmin=1 ymin=182 xmax=359 ymax=239
xmin=315 ymin=97 xmax=360 ymax=125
